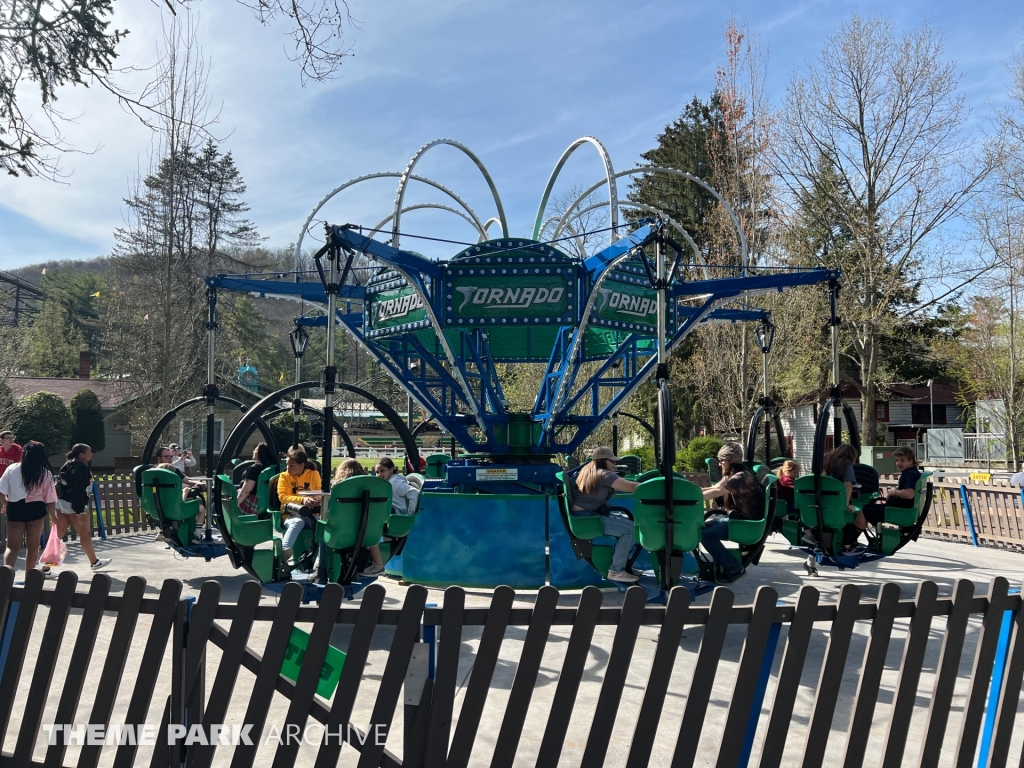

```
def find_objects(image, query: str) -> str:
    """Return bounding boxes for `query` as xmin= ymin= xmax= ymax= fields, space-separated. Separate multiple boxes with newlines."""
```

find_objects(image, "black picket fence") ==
xmin=1 ymin=570 xmax=1024 ymax=766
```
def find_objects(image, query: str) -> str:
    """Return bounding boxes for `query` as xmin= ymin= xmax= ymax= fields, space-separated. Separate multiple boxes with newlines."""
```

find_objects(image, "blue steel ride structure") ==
xmin=157 ymin=136 xmax=851 ymax=595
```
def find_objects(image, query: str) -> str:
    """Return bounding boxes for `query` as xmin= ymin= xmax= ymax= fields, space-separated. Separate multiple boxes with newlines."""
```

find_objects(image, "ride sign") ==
xmin=444 ymin=271 xmax=575 ymax=325
xmin=366 ymin=284 xmax=429 ymax=335
xmin=591 ymin=278 xmax=669 ymax=334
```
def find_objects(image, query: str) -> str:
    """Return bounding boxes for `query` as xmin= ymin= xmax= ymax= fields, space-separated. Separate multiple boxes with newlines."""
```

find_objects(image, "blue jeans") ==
xmin=602 ymin=514 xmax=636 ymax=572
xmin=701 ymin=517 xmax=741 ymax=576
xmin=281 ymin=514 xmax=314 ymax=550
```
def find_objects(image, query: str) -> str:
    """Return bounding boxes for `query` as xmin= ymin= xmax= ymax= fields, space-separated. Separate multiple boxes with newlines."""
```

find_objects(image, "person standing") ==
xmin=54 ymin=444 xmax=111 ymax=570
xmin=0 ymin=441 xmax=56 ymax=579
xmin=0 ymin=431 xmax=22 ymax=478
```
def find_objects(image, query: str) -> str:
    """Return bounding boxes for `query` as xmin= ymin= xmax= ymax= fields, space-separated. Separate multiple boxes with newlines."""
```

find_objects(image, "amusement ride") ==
xmin=133 ymin=136 xmax=935 ymax=600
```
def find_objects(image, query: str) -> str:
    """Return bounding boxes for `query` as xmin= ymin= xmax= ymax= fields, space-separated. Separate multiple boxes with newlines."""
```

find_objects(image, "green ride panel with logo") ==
xmin=366 ymin=284 xmax=428 ymax=335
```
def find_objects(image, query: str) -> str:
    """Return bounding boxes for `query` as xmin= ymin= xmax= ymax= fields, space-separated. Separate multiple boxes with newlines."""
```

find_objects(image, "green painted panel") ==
xmin=593 ymin=281 xmax=660 ymax=331
xmin=280 ymin=626 xmax=346 ymax=700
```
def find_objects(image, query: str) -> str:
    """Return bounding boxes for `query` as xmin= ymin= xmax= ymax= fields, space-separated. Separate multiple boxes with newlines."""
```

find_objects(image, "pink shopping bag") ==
xmin=40 ymin=524 xmax=67 ymax=567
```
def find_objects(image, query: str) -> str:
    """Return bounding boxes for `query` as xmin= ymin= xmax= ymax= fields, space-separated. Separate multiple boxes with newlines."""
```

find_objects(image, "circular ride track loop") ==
xmin=218 ymin=381 xmax=421 ymax=477
xmin=141 ymin=396 xmax=280 ymax=468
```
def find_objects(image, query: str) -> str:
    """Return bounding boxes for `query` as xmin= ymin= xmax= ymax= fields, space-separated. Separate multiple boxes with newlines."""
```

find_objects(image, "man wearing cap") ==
xmin=168 ymin=443 xmax=196 ymax=474
xmin=700 ymin=442 xmax=763 ymax=584
xmin=571 ymin=446 xmax=641 ymax=583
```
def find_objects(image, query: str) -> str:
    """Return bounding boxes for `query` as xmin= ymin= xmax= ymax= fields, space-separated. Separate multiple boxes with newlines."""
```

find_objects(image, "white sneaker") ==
xmin=91 ymin=558 xmax=111 ymax=570
xmin=606 ymin=570 xmax=640 ymax=583
xmin=360 ymin=563 xmax=385 ymax=576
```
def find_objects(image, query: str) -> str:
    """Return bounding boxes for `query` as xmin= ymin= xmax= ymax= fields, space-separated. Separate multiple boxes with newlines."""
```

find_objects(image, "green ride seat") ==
xmin=728 ymin=474 xmax=773 ymax=546
xmin=232 ymin=460 xmax=256 ymax=485
xmin=615 ymin=455 xmax=643 ymax=476
xmin=795 ymin=474 xmax=854 ymax=553
xmin=554 ymin=471 xmax=617 ymax=576
xmin=634 ymin=469 xmax=686 ymax=483
xmin=633 ymin=476 xmax=704 ymax=585
xmin=316 ymin=476 xmax=393 ymax=584
xmin=254 ymin=464 xmax=280 ymax=515
xmin=877 ymin=471 xmax=933 ymax=554
xmin=425 ymin=453 xmax=450 ymax=479
xmin=139 ymin=467 xmax=200 ymax=548
xmin=216 ymin=475 xmax=282 ymax=583
xmin=705 ymin=457 xmax=723 ymax=485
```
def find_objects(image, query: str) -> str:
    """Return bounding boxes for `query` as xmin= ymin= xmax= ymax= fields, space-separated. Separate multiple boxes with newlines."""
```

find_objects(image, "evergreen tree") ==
xmin=26 ymin=300 xmax=84 ymax=377
xmin=70 ymin=389 xmax=106 ymax=452
xmin=13 ymin=392 xmax=73 ymax=453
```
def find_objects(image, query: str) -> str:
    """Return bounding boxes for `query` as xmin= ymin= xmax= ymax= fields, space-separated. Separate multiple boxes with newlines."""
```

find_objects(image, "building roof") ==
xmin=786 ymin=381 xmax=973 ymax=408
xmin=5 ymin=378 xmax=133 ymax=410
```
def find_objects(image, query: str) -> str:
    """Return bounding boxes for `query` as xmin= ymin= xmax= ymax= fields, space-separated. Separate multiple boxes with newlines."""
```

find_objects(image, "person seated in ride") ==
xmin=168 ymin=443 xmax=196 ymax=474
xmin=155 ymin=447 xmax=208 ymax=536
xmin=277 ymin=448 xmax=321 ymax=565
xmin=335 ymin=458 xmax=387 ymax=577
xmin=570 ymin=446 xmax=640 ymax=584
xmin=701 ymin=443 xmax=763 ymax=584
xmin=821 ymin=444 xmax=863 ymax=551
xmin=856 ymin=446 xmax=922 ymax=536
xmin=374 ymin=457 xmax=413 ymax=515
xmin=236 ymin=442 xmax=277 ymax=517
xmin=776 ymin=460 xmax=800 ymax=506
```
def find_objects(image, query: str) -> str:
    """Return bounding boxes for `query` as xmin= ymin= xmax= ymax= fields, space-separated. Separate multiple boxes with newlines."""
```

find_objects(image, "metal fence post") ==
xmin=960 ymin=484 xmax=980 ymax=547
xmin=91 ymin=480 xmax=107 ymax=540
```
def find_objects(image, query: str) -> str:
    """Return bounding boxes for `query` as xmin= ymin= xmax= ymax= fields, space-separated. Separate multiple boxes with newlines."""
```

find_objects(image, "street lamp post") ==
xmin=288 ymin=325 xmax=311 ymax=450
xmin=927 ymin=378 xmax=934 ymax=463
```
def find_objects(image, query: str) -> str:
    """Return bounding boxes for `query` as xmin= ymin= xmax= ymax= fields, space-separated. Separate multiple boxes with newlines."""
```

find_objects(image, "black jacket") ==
xmin=59 ymin=461 xmax=93 ymax=513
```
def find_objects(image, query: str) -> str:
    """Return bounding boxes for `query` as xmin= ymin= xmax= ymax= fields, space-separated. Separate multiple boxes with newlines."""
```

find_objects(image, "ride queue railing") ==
xmin=2 ymin=570 xmax=1024 ymax=765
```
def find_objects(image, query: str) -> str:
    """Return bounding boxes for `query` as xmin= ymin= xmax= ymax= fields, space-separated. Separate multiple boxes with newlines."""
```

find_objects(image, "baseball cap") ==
xmin=592 ymin=446 xmax=621 ymax=462
xmin=168 ymin=443 xmax=180 ymax=450
xmin=717 ymin=443 xmax=744 ymax=463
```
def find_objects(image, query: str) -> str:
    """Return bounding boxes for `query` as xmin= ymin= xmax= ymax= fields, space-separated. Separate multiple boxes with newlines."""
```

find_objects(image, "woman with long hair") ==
xmin=571 ymin=447 xmax=640 ymax=583
xmin=54 ymin=444 xmax=110 ymax=570
xmin=236 ymin=442 xmax=278 ymax=515
xmin=0 ymin=441 xmax=57 ymax=578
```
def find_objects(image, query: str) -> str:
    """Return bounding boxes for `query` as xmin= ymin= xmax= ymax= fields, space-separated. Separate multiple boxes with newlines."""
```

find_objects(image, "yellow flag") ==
xmin=91 ymin=291 xmax=100 ymax=297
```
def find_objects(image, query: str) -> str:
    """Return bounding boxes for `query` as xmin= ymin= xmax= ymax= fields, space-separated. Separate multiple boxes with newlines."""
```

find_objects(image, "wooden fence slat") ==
xmin=918 ymin=579 xmax=976 ymax=768
xmin=111 ymin=578 xmax=183 ymax=768
xmin=43 ymin=575 xmax=111 ymax=768
xmin=800 ymin=583 xmax=861 ymax=768
xmin=186 ymin=580 xmax=263 ymax=768
xmin=229 ymin=582 xmax=304 ymax=768
xmin=759 ymin=586 xmax=821 ymax=768
xmin=77 ymin=575 xmax=149 ymax=768
xmin=717 ymin=586 xmax=781 ymax=768
xmin=881 ymin=579 xmax=939 ymax=768
xmin=423 ymin=586 xmax=465 ymax=767
xmin=988 ymin=589 xmax=1024 ymax=768
xmin=581 ymin=586 xmax=648 ymax=768
xmin=841 ymin=582 xmax=902 ymax=768
xmin=625 ymin=587 xmax=691 ymax=768
xmin=488 ymin=585 xmax=559 ymax=768
xmin=271 ymin=583 xmax=346 ymax=768
xmin=12 ymin=571 xmax=78 ymax=765
xmin=313 ymin=583 xmax=386 ymax=768
xmin=954 ymin=577 xmax=1011 ymax=767
xmin=448 ymin=585 xmax=515 ymax=768
xmin=671 ymin=586 xmax=736 ymax=768
xmin=356 ymin=583 xmax=428 ymax=768
xmin=0 ymin=568 xmax=45 ymax=739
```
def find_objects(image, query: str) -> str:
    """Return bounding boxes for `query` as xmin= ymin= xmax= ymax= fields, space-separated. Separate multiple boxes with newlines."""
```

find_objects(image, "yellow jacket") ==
xmin=277 ymin=468 xmax=321 ymax=507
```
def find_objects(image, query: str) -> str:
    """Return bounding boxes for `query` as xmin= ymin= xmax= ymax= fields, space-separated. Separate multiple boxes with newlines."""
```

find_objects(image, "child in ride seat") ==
xmin=335 ymin=459 xmax=386 ymax=577
xmin=857 ymin=446 xmax=922 ymax=537
xmin=776 ymin=460 xmax=800 ymax=506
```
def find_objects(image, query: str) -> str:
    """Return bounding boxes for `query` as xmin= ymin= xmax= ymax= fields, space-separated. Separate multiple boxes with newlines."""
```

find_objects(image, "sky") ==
xmin=1 ymin=0 xmax=1023 ymax=271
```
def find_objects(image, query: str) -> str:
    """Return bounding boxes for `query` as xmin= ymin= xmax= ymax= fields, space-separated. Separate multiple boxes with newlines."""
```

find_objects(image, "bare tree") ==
xmin=776 ymin=14 xmax=989 ymax=444
xmin=1 ymin=0 xmax=354 ymax=178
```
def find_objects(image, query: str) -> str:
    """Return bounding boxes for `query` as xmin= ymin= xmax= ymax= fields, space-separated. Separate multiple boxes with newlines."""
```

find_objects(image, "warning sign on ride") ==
xmin=475 ymin=468 xmax=519 ymax=481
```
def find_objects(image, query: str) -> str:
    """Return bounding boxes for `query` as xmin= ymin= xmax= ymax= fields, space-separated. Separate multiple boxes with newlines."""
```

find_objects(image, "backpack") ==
xmin=55 ymin=460 xmax=74 ymax=500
